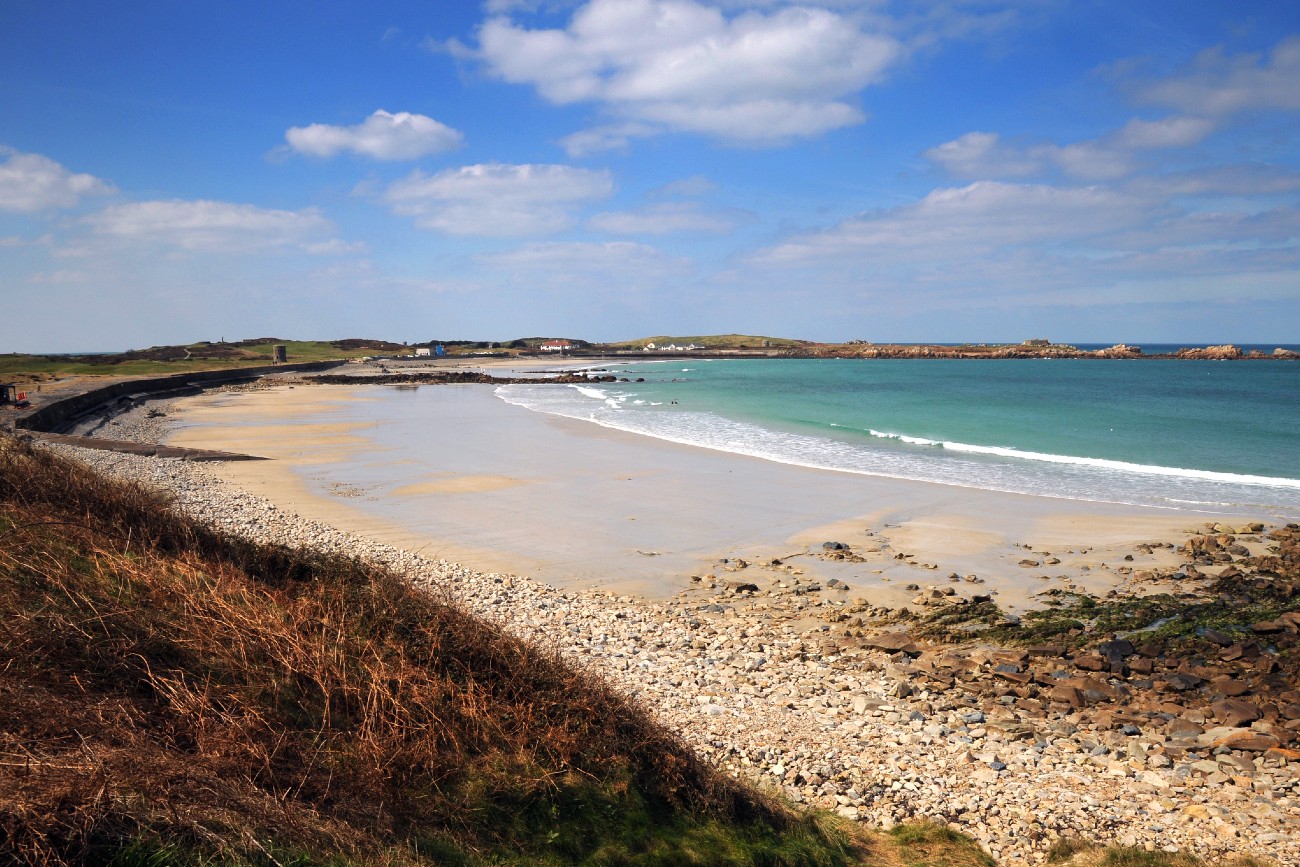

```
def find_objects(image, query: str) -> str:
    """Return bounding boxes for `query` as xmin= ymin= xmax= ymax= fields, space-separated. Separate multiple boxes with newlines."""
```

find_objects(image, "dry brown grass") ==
xmin=0 ymin=438 xmax=800 ymax=865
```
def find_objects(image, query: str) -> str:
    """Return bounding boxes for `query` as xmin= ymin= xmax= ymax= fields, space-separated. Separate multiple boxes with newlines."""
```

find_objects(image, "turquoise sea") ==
xmin=496 ymin=355 xmax=1300 ymax=519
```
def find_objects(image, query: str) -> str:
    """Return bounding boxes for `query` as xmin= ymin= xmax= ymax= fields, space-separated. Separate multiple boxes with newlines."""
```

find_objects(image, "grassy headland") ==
xmin=0 ymin=339 xmax=407 ymax=382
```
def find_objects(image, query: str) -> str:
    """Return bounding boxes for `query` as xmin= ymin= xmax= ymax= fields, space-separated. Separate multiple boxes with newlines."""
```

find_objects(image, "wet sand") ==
xmin=160 ymin=379 xmax=1233 ymax=609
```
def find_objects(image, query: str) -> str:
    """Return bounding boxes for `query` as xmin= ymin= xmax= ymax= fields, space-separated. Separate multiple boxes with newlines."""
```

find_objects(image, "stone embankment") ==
xmin=29 ymin=402 xmax=1300 ymax=867
xmin=10 ymin=360 xmax=346 ymax=434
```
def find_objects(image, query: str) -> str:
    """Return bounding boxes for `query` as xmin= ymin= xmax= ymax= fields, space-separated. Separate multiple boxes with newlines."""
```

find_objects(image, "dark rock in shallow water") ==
xmin=1200 ymin=627 xmax=1235 ymax=646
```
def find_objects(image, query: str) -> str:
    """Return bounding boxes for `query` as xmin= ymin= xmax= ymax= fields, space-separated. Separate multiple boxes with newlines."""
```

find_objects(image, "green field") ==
xmin=0 ymin=339 xmax=402 ymax=381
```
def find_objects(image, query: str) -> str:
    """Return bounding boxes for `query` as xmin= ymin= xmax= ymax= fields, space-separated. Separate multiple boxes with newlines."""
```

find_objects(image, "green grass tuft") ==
xmin=887 ymin=821 xmax=995 ymax=867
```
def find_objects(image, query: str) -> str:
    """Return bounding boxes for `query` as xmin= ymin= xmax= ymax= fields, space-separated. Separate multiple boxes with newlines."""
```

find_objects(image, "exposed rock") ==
xmin=1212 ymin=731 xmax=1281 ymax=752
xmin=861 ymin=632 xmax=921 ymax=657
xmin=1212 ymin=698 xmax=1263 ymax=727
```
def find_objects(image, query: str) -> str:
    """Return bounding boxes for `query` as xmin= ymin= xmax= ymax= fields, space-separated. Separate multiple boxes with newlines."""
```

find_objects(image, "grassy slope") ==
xmin=0 ymin=440 xmax=878 ymax=866
xmin=0 ymin=341 xmax=391 ymax=381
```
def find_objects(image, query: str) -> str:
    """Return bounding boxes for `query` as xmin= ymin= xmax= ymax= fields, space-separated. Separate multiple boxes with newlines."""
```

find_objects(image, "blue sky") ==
xmin=3 ymin=0 xmax=1299 ymax=351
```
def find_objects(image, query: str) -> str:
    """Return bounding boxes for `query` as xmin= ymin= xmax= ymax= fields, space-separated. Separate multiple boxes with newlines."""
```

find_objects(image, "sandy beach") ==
xmin=167 ymin=376 xmax=1218 ymax=609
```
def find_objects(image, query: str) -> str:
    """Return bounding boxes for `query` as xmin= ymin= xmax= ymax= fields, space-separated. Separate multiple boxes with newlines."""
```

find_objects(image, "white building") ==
xmin=645 ymin=342 xmax=703 ymax=352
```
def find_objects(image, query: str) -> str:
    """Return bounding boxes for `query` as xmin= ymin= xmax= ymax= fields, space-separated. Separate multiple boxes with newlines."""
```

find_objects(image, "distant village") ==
xmin=413 ymin=338 xmax=706 ymax=356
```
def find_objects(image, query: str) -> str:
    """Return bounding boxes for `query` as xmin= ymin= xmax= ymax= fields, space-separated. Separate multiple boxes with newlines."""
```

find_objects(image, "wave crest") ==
xmin=866 ymin=429 xmax=1300 ymax=490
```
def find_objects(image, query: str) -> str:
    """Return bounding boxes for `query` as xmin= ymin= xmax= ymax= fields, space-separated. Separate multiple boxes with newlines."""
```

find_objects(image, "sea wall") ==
xmin=14 ymin=360 xmax=345 ymax=433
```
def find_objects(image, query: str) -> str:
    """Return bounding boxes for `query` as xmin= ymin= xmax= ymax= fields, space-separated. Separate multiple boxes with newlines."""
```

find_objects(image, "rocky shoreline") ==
xmin=559 ymin=342 xmax=1300 ymax=361
xmin=799 ymin=342 xmax=1300 ymax=361
xmin=28 ymin=394 xmax=1299 ymax=866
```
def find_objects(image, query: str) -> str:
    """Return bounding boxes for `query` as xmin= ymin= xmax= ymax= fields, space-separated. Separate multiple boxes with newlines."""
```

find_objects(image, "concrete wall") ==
xmin=15 ymin=360 xmax=345 ymax=433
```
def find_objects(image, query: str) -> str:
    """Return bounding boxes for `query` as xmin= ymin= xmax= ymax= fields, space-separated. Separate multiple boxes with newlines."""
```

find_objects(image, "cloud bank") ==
xmin=0 ymin=150 xmax=116 ymax=212
xmin=381 ymin=163 xmax=615 ymax=236
xmin=85 ymin=200 xmax=341 ymax=253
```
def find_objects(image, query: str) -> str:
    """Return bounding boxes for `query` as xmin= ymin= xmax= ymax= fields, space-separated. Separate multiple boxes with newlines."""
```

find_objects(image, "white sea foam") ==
xmin=568 ymin=385 xmax=607 ymax=401
xmin=866 ymin=429 xmax=1300 ymax=490
xmin=497 ymin=383 xmax=1300 ymax=517
xmin=868 ymin=429 xmax=939 ymax=447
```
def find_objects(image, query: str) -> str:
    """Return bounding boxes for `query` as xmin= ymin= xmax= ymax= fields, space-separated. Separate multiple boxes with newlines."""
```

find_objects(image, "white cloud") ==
xmin=923 ymin=132 xmax=1043 ymax=179
xmin=85 ymin=200 xmax=342 ymax=253
xmin=28 ymin=269 xmax=90 ymax=285
xmin=1108 ymin=205 xmax=1300 ymax=254
xmin=1138 ymin=36 xmax=1300 ymax=116
xmin=926 ymin=114 xmax=1215 ymax=181
xmin=480 ymin=239 xmax=695 ymax=296
xmin=588 ymin=201 xmax=741 ymax=234
xmin=651 ymin=174 xmax=717 ymax=197
xmin=486 ymin=239 xmax=686 ymax=270
xmin=744 ymin=172 xmax=1300 ymax=315
xmin=1047 ymin=140 xmax=1134 ymax=181
xmin=1130 ymin=164 xmax=1300 ymax=198
xmin=284 ymin=109 xmax=464 ymax=160
xmin=302 ymin=238 xmax=370 ymax=255
xmin=558 ymin=122 xmax=658 ymax=156
xmin=755 ymin=181 xmax=1156 ymax=264
xmin=0 ymin=149 xmax=116 ymax=212
xmin=463 ymin=0 xmax=901 ymax=144
xmin=380 ymin=163 xmax=614 ymax=236
xmin=1113 ymin=116 xmax=1214 ymax=149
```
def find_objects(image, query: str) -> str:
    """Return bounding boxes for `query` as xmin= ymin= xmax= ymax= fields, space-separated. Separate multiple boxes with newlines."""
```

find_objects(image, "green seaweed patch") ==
xmin=913 ymin=579 xmax=1298 ymax=658
xmin=946 ymin=586 xmax=1297 ymax=654
xmin=913 ymin=600 xmax=1005 ymax=642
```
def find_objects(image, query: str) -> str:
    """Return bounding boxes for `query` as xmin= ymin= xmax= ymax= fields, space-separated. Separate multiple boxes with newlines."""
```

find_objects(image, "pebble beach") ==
xmin=33 ymin=388 xmax=1300 ymax=867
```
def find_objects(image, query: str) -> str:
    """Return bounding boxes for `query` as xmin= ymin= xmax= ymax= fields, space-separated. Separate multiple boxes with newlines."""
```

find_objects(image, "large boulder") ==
xmin=1211 ymin=698 xmax=1262 ymax=727
xmin=861 ymin=632 xmax=921 ymax=657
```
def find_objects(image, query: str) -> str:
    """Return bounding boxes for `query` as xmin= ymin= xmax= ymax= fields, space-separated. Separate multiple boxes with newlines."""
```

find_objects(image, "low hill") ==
xmin=0 ymin=340 xmax=401 ymax=381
